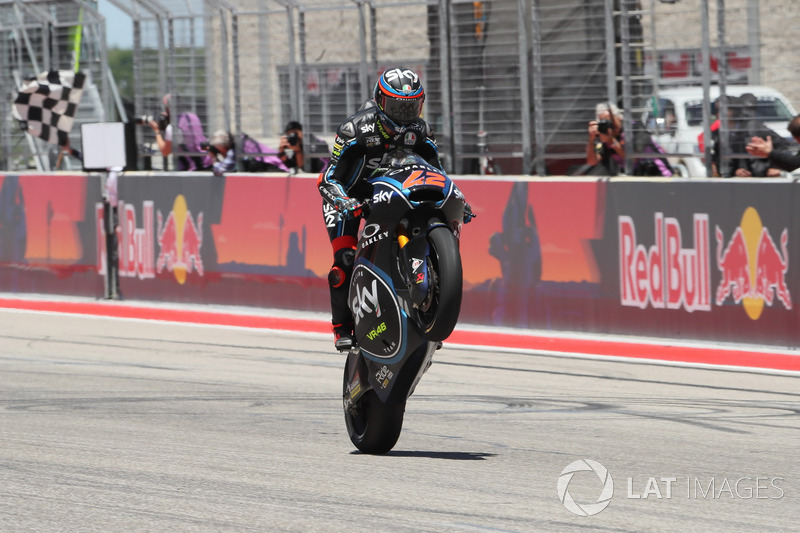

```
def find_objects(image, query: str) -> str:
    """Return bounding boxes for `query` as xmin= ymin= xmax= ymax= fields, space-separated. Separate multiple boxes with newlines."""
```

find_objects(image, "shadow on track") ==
xmin=350 ymin=450 xmax=497 ymax=460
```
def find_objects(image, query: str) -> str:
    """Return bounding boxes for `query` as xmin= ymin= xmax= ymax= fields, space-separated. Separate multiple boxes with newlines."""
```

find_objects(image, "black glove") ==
xmin=334 ymin=197 xmax=364 ymax=220
xmin=463 ymin=203 xmax=476 ymax=224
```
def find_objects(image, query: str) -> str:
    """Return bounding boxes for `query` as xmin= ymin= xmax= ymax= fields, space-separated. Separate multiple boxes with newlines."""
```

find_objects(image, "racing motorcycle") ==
xmin=342 ymin=150 xmax=470 ymax=454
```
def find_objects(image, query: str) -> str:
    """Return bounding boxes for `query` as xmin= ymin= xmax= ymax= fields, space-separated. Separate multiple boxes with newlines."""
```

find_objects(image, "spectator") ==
xmin=746 ymin=114 xmax=800 ymax=173
xmin=206 ymin=130 xmax=236 ymax=177
xmin=149 ymin=95 xmax=173 ymax=158
xmin=586 ymin=102 xmax=625 ymax=175
xmin=174 ymin=112 xmax=213 ymax=171
xmin=711 ymin=94 xmax=783 ymax=177
xmin=277 ymin=120 xmax=304 ymax=173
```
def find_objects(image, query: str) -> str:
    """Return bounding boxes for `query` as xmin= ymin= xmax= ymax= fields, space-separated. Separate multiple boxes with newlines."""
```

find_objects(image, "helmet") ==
xmin=374 ymin=67 xmax=425 ymax=126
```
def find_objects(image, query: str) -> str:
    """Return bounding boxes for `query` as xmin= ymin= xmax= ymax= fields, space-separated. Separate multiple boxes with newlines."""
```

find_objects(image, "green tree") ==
xmin=107 ymin=47 xmax=133 ymax=104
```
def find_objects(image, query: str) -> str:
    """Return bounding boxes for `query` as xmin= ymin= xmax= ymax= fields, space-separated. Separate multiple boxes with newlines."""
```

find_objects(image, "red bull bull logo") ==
xmin=156 ymin=194 xmax=204 ymax=284
xmin=715 ymin=207 xmax=791 ymax=319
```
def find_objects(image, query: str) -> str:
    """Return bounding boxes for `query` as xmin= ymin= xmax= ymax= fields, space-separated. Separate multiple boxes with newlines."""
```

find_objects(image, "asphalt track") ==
xmin=1 ymin=295 xmax=800 ymax=532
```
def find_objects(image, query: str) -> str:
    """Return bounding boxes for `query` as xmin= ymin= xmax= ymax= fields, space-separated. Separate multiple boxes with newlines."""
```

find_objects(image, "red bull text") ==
xmin=96 ymin=195 xmax=204 ymax=285
xmin=95 ymin=201 xmax=155 ymax=279
xmin=619 ymin=213 xmax=711 ymax=312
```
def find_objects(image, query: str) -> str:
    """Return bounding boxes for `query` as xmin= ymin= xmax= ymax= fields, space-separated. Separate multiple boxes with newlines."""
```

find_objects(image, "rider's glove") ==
xmin=463 ymin=203 xmax=476 ymax=224
xmin=334 ymin=197 xmax=364 ymax=220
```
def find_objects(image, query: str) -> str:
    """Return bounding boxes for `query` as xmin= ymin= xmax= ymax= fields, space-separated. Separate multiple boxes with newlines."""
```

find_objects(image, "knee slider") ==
xmin=328 ymin=266 xmax=346 ymax=288
xmin=337 ymin=247 xmax=355 ymax=268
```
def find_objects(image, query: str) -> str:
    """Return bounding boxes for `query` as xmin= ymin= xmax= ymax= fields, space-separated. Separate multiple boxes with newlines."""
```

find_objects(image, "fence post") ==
xmin=286 ymin=4 xmax=298 ymax=121
xmin=620 ymin=0 xmax=633 ymax=176
xmin=716 ymin=0 xmax=730 ymax=178
xmin=232 ymin=11 xmax=241 ymax=135
xmin=436 ymin=0 xmax=454 ymax=174
xmin=700 ymin=0 xmax=713 ymax=178
xmin=358 ymin=1 xmax=369 ymax=103
xmin=747 ymin=0 xmax=760 ymax=85
xmin=530 ymin=0 xmax=546 ymax=176
xmin=604 ymin=0 xmax=617 ymax=106
xmin=518 ymin=0 xmax=532 ymax=175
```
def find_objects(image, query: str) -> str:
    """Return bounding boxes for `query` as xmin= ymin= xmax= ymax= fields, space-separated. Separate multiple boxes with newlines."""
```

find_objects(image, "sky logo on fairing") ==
xmin=352 ymin=279 xmax=381 ymax=324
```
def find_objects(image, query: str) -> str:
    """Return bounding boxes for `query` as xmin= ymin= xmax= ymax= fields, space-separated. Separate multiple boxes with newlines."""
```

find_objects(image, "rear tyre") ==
xmin=418 ymin=226 xmax=463 ymax=342
xmin=343 ymin=367 xmax=405 ymax=454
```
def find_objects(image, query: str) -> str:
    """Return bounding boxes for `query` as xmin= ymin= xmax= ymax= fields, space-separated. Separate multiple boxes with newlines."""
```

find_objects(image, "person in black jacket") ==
xmin=318 ymin=66 xmax=471 ymax=350
xmin=746 ymin=114 xmax=800 ymax=173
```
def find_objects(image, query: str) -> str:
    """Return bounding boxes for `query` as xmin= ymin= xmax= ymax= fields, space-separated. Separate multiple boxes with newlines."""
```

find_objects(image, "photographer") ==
xmin=586 ymin=101 xmax=625 ymax=176
xmin=149 ymin=112 xmax=172 ymax=157
xmin=205 ymin=130 xmax=236 ymax=177
xmin=146 ymin=94 xmax=173 ymax=160
xmin=277 ymin=120 xmax=304 ymax=173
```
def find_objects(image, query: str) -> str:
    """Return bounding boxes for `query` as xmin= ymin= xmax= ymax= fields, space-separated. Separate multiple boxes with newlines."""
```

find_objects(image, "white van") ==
xmin=651 ymin=85 xmax=798 ymax=177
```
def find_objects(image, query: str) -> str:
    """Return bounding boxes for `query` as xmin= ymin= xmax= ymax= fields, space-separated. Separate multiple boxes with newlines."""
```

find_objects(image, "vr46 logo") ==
xmin=367 ymin=322 xmax=387 ymax=340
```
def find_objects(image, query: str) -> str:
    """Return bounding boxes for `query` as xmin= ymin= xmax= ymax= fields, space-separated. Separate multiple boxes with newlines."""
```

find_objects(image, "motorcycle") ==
xmin=342 ymin=150 xmax=470 ymax=454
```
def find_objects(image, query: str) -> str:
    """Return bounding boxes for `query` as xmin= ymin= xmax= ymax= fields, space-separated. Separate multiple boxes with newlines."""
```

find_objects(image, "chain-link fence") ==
xmin=2 ymin=0 xmax=799 ymax=176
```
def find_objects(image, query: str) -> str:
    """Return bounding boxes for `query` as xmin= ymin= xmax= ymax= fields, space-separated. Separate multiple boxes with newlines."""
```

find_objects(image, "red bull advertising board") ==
xmin=4 ymin=171 xmax=800 ymax=350
xmin=599 ymin=180 xmax=797 ymax=347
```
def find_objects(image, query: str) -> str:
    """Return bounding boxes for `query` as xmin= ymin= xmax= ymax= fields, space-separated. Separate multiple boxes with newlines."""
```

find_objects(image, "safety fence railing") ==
xmin=2 ymin=0 xmax=799 ymax=177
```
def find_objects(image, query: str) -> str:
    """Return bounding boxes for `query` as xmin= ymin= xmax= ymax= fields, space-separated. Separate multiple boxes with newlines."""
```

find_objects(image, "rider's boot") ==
xmin=333 ymin=323 xmax=355 ymax=352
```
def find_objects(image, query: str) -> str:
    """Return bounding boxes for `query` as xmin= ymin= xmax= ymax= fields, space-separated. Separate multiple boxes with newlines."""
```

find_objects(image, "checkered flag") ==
xmin=13 ymin=70 xmax=86 ymax=146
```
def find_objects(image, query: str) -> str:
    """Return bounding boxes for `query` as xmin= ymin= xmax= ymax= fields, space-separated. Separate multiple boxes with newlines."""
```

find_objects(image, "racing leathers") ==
xmin=318 ymin=102 xmax=443 ymax=348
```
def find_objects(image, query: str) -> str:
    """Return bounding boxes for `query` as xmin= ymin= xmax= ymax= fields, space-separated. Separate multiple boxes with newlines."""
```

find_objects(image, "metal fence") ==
xmin=2 ymin=0 xmax=799 ymax=176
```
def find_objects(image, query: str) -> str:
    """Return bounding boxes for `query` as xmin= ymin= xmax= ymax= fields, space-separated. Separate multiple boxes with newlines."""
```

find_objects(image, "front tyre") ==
xmin=418 ymin=226 xmax=463 ymax=341
xmin=343 ymin=367 xmax=405 ymax=454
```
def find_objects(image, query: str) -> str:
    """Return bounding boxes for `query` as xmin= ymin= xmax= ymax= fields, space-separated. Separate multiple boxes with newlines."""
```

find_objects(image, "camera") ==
xmin=156 ymin=112 xmax=170 ymax=131
xmin=135 ymin=114 xmax=155 ymax=125
xmin=286 ymin=131 xmax=300 ymax=146
xmin=200 ymin=141 xmax=219 ymax=155
xmin=597 ymin=119 xmax=612 ymax=134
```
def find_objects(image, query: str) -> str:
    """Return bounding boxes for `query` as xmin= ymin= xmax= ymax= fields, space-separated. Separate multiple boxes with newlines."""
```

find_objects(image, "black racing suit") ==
xmin=318 ymin=102 xmax=443 ymax=334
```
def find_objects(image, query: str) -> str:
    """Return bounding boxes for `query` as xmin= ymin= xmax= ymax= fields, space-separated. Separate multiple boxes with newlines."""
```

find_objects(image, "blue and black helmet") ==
xmin=373 ymin=67 xmax=425 ymax=126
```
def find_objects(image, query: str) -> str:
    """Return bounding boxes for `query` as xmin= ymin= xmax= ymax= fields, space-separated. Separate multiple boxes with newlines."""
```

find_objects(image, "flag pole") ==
xmin=71 ymin=8 xmax=83 ymax=72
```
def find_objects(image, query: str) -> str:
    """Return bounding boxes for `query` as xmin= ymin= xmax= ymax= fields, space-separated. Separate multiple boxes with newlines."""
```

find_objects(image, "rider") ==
xmin=318 ymin=66 xmax=467 ymax=351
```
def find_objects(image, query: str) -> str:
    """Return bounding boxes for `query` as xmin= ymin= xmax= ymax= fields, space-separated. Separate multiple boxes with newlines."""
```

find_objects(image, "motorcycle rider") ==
xmin=318 ymin=66 xmax=471 ymax=351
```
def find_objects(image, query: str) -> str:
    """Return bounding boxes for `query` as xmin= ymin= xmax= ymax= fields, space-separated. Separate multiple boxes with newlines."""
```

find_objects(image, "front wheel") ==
xmin=343 ymin=366 xmax=405 ymax=454
xmin=418 ymin=226 xmax=463 ymax=342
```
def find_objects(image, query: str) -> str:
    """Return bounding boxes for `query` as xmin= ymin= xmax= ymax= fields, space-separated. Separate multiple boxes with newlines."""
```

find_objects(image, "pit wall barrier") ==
xmin=0 ymin=171 xmax=797 ymax=349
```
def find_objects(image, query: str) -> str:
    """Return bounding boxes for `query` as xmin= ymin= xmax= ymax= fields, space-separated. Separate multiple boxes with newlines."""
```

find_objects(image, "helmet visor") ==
xmin=381 ymin=96 xmax=423 ymax=124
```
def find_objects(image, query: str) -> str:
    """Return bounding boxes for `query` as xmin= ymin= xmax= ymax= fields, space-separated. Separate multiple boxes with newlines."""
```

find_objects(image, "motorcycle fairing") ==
xmin=398 ymin=231 xmax=431 ymax=307
xmin=350 ymin=260 xmax=407 ymax=363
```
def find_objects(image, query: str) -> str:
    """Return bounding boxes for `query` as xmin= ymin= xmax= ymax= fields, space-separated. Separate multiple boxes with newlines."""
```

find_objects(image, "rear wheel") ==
xmin=343 ymin=367 xmax=405 ymax=454
xmin=418 ymin=226 xmax=463 ymax=341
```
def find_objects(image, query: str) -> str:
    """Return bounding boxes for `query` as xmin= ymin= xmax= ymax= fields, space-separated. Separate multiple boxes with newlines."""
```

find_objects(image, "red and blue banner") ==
xmin=1 ymin=171 xmax=798 ymax=349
